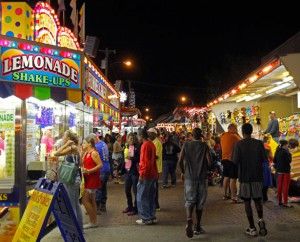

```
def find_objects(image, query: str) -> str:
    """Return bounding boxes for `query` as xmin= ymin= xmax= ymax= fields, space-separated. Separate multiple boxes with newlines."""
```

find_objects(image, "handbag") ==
xmin=58 ymin=154 xmax=79 ymax=185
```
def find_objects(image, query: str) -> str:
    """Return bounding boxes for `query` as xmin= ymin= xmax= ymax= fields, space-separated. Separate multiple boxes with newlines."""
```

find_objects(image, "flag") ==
xmin=79 ymin=3 xmax=85 ymax=42
xmin=70 ymin=0 xmax=77 ymax=27
xmin=74 ymin=9 xmax=78 ymax=37
xmin=58 ymin=0 xmax=65 ymax=13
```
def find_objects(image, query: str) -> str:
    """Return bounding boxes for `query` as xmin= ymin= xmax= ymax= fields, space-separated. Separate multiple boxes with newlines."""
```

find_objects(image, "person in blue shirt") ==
xmin=90 ymin=132 xmax=111 ymax=212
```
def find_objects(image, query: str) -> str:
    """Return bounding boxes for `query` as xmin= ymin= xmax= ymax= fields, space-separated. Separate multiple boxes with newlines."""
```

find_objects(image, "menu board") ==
xmin=0 ymin=110 xmax=15 ymax=179
xmin=12 ymin=190 xmax=53 ymax=242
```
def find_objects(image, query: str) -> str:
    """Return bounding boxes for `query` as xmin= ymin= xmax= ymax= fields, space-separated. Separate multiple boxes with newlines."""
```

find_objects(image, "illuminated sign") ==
xmin=85 ymin=66 xmax=107 ymax=99
xmin=57 ymin=27 xmax=80 ymax=50
xmin=0 ymin=38 xmax=81 ymax=89
xmin=34 ymin=2 xmax=59 ymax=45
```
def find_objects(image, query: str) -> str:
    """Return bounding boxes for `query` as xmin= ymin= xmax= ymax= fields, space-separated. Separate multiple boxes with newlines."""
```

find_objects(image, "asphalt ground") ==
xmin=42 ymin=181 xmax=300 ymax=242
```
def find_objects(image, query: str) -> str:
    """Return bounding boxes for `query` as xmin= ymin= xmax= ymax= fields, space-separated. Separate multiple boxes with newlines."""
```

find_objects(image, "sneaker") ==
xmin=258 ymin=219 xmax=267 ymax=236
xmin=83 ymin=223 xmax=99 ymax=229
xmin=156 ymin=208 xmax=161 ymax=212
xmin=136 ymin=219 xmax=146 ymax=225
xmin=194 ymin=225 xmax=205 ymax=235
xmin=245 ymin=227 xmax=258 ymax=236
xmin=185 ymin=219 xmax=194 ymax=238
xmin=136 ymin=219 xmax=153 ymax=225
xmin=161 ymin=185 xmax=169 ymax=189
xmin=171 ymin=184 xmax=176 ymax=188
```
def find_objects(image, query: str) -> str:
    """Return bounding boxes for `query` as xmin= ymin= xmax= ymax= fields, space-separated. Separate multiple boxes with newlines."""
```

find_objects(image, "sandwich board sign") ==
xmin=13 ymin=178 xmax=85 ymax=242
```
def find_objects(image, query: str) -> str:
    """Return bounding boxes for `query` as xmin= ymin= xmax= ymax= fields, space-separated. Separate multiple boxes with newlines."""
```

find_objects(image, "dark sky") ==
xmin=82 ymin=1 xmax=300 ymax=119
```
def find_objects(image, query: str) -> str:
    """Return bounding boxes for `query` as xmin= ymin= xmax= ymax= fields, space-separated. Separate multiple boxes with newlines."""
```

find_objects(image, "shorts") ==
xmin=222 ymin=160 xmax=238 ymax=179
xmin=184 ymin=179 xmax=208 ymax=210
xmin=239 ymin=182 xmax=263 ymax=200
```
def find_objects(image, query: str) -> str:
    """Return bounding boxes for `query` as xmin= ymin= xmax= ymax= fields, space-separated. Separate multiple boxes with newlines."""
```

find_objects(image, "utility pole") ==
xmin=99 ymin=48 xmax=116 ymax=78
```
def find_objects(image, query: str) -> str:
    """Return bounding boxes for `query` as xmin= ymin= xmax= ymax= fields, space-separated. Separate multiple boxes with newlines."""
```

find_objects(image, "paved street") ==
xmin=43 ymin=181 xmax=300 ymax=242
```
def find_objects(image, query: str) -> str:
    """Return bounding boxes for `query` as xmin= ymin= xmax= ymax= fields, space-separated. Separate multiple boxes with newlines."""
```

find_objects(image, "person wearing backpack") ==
xmin=53 ymin=130 xmax=83 ymax=231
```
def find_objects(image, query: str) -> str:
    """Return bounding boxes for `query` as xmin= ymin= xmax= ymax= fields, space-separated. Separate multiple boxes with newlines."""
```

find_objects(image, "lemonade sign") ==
xmin=0 ymin=46 xmax=81 ymax=89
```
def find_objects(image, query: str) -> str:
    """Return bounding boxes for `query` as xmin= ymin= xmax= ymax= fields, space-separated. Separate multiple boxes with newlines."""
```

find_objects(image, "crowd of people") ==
xmin=46 ymin=110 xmax=299 ymax=238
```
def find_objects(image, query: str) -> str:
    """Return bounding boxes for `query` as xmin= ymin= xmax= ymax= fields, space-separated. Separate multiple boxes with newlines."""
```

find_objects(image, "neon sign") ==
xmin=0 ymin=37 xmax=81 ymax=89
xmin=34 ymin=2 xmax=59 ymax=45
xmin=57 ymin=27 xmax=80 ymax=50
xmin=86 ymin=70 xmax=107 ymax=99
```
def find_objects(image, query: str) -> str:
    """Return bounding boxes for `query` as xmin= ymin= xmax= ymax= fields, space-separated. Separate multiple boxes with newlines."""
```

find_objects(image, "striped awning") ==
xmin=0 ymin=82 xmax=82 ymax=103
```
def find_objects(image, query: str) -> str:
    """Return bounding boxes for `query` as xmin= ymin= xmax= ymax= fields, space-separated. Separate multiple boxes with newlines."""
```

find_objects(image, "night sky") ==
xmin=40 ymin=1 xmax=300 ymax=119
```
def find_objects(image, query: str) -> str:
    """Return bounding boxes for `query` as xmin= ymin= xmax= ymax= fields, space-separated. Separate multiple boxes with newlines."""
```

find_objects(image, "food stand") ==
xmin=156 ymin=106 xmax=214 ymax=134
xmin=120 ymin=107 xmax=143 ymax=133
xmin=207 ymin=34 xmax=300 ymax=192
xmin=84 ymin=56 xmax=120 ymax=137
xmin=0 ymin=2 xmax=120 ymax=239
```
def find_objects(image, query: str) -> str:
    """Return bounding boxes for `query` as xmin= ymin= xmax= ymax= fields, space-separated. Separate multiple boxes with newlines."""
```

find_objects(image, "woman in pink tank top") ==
xmin=82 ymin=135 xmax=103 ymax=229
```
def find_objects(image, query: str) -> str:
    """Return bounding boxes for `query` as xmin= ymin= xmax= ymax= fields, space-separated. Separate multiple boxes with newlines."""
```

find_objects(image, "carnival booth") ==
xmin=84 ymin=56 xmax=120 ymax=137
xmin=120 ymin=107 xmax=143 ymax=133
xmin=156 ymin=106 xmax=214 ymax=134
xmin=0 ymin=2 xmax=120 ymax=239
xmin=207 ymin=33 xmax=300 ymax=194
xmin=122 ymin=115 xmax=146 ymax=134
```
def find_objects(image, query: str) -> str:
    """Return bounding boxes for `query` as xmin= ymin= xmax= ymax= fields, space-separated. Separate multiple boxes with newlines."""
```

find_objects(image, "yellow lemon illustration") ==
xmin=1 ymin=49 xmax=24 ymax=61
xmin=61 ymin=58 xmax=79 ymax=72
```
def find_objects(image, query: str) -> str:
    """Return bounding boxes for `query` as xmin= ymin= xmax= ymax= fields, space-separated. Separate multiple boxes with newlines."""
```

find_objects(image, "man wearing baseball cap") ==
xmin=148 ymin=127 xmax=163 ymax=211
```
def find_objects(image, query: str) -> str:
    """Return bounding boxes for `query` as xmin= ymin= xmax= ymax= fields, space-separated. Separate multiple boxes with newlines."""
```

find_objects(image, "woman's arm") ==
xmin=54 ymin=140 xmax=74 ymax=156
xmin=54 ymin=144 xmax=78 ymax=156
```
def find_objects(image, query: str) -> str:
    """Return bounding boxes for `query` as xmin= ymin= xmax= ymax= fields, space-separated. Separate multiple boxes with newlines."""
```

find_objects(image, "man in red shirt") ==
xmin=136 ymin=129 xmax=158 ymax=225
